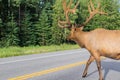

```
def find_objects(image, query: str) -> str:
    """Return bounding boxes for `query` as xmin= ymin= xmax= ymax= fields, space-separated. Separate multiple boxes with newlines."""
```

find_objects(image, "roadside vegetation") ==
xmin=0 ymin=44 xmax=79 ymax=58
xmin=0 ymin=0 xmax=119 ymax=58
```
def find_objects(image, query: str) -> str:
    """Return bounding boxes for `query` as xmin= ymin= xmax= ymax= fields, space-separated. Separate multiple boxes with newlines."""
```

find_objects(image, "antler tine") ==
xmin=90 ymin=0 xmax=95 ymax=11
xmin=99 ymin=11 xmax=108 ymax=15
xmin=58 ymin=0 xmax=70 ymax=28
xmin=69 ymin=1 xmax=80 ymax=14
xmin=58 ymin=23 xmax=71 ymax=28
xmin=74 ymin=1 xmax=80 ymax=9
xmin=88 ymin=4 xmax=92 ymax=14
xmin=97 ymin=2 xmax=101 ymax=9
xmin=67 ymin=0 xmax=72 ymax=9
xmin=83 ymin=0 xmax=107 ymax=26
xmin=58 ymin=20 xmax=71 ymax=28
xmin=62 ymin=0 xmax=67 ymax=13
xmin=97 ymin=2 xmax=108 ymax=15
xmin=58 ymin=0 xmax=79 ymax=28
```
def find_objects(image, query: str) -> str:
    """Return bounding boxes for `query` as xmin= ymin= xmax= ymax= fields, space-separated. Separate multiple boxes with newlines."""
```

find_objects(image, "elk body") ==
xmin=68 ymin=26 xmax=120 ymax=80
xmin=58 ymin=0 xmax=120 ymax=80
xmin=69 ymin=27 xmax=120 ymax=60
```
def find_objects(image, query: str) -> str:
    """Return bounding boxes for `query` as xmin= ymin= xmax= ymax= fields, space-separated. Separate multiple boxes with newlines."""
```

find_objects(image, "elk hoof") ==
xmin=82 ymin=73 xmax=87 ymax=78
xmin=99 ymin=78 xmax=104 ymax=80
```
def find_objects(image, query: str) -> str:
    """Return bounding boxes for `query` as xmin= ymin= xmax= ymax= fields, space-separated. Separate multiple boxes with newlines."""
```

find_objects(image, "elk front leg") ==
xmin=82 ymin=55 xmax=94 ymax=77
xmin=95 ymin=56 xmax=103 ymax=80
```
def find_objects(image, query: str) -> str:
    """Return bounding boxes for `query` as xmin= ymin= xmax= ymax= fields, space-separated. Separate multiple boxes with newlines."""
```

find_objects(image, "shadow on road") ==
xmin=86 ymin=60 xmax=120 ymax=79
xmin=102 ymin=61 xmax=120 ymax=79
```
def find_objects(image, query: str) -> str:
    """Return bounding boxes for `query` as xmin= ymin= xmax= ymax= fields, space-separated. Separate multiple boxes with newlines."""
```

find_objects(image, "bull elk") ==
xmin=58 ymin=0 xmax=120 ymax=80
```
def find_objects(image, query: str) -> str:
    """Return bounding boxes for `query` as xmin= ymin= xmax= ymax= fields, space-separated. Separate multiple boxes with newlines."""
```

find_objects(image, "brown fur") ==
xmin=58 ymin=0 xmax=115 ymax=80
xmin=68 ymin=26 xmax=120 ymax=80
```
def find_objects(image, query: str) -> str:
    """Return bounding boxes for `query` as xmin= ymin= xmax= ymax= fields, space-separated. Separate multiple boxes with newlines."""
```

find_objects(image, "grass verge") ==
xmin=0 ymin=44 xmax=79 ymax=58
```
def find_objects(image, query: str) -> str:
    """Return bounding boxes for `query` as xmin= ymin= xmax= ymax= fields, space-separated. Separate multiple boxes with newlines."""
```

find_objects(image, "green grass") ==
xmin=0 ymin=44 xmax=79 ymax=58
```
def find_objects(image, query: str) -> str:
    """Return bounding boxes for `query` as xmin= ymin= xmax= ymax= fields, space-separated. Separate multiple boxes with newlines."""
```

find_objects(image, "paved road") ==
xmin=0 ymin=49 xmax=120 ymax=80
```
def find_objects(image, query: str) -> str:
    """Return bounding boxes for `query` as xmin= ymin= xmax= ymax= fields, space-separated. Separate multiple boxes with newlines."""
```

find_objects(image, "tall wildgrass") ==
xmin=0 ymin=44 xmax=79 ymax=58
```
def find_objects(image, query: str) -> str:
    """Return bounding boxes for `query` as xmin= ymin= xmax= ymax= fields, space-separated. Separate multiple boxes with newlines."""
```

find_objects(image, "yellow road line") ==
xmin=8 ymin=61 xmax=87 ymax=80
xmin=8 ymin=57 xmax=106 ymax=80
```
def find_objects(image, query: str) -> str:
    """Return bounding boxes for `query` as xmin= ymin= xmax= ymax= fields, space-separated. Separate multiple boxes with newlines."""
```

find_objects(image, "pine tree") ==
xmin=35 ymin=2 xmax=52 ymax=46
xmin=1 ymin=13 xmax=19 ymax=47
xmin=20 ymin=13 xmax=32 ymax=46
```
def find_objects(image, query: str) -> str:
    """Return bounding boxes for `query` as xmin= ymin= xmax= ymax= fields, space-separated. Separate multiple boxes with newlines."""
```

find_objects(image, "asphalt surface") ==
xmin=0 ymin=49 xmax=120 ymax=80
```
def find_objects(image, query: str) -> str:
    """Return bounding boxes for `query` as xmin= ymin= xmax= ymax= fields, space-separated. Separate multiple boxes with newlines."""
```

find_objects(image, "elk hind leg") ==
xmin=82 ymin=56 xmax=94 ymax=77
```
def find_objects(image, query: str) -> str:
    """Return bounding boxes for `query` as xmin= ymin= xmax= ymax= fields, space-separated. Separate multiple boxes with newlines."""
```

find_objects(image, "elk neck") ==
xmin=72 ymin=29 xmax=89 ymax=48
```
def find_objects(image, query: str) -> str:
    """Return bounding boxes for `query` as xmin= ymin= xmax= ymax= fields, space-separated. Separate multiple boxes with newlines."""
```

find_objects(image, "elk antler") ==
xmin=82 ymin=0 xmax=107 ymax=26
xmin=58 ymin=0 xmax=79 ymax=28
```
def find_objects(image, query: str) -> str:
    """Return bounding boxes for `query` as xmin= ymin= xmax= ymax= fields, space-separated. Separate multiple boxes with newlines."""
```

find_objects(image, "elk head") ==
xmin=58 ymin=0 xmax=107 ymax=41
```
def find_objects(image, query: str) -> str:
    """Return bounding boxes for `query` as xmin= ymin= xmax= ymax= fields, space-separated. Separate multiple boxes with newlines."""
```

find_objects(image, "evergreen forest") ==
xmin=0 ymin=0 xmax=120 ymax=47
